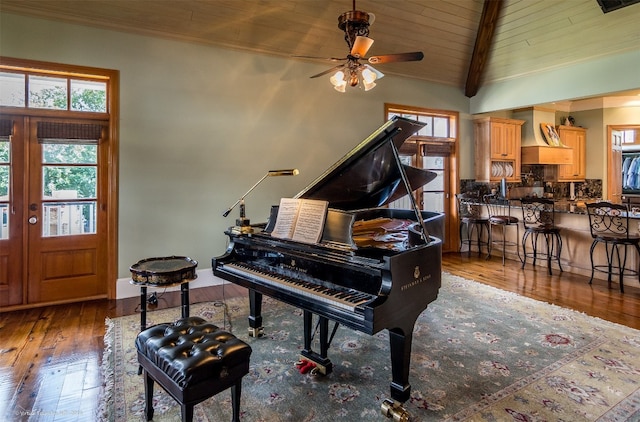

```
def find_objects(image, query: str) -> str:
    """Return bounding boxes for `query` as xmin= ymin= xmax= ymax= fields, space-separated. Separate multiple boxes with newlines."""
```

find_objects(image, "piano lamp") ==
xmin=222 ymin=169 xmax=300 ymax=234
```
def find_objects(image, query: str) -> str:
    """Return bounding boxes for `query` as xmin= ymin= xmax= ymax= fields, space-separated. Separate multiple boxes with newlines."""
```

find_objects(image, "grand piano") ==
xmin=212 ymin=116 xmax=443 ymax=420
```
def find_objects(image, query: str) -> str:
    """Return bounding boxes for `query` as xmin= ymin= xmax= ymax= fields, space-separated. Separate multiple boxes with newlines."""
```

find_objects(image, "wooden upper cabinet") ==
xmin=489 ymin=121 xmax=518 ymax=160
xmin=557 ymin=125 xmax=586 ymax=181
xmin=474 ymin=117 xmax=525 ymax=182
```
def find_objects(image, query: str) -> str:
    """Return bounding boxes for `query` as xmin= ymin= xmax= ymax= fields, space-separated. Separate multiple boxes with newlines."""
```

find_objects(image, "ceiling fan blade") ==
xmin=350 ymin=36 xmax=374 ymax=58
xmin=310 ymin=64 xmax=346 ymax=79
xmin=368 ymin=51 xmax=424 ymax=64
xmin=293 ymin=55 xmax=347 ymax=62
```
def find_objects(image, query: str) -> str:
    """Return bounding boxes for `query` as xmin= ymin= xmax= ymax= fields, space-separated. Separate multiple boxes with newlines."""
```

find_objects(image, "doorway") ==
xmin=0 ymin=58 xmax=119 ymax=309
xmin=608 ymin=125 xmax=640 ymax=203
xmin=0 ymin=116 xmax=110 ymax=307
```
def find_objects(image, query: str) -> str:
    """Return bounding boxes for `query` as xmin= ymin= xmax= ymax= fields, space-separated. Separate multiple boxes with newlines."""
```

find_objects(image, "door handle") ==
xmin=28 ymin=216 xmax=38 ymax=225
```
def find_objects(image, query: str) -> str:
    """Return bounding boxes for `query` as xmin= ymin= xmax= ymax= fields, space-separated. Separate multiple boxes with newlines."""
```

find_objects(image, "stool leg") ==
xmin=477 ymin=223 xmax=485 ymax=257
xmin=143 ymin=371 xmax=155 ymax=421
xmin=231 ymin=380 xmax=242 ymax=422
xmin=546 ymin=233 xmax=553 ymax=276
xmin=181 ymin=282 xmax=190 ymax=318
xmin=181 ymin=404 xmax=194 ymax=422
xmin=617 ymin=245 xmax=626 ymax=294
xmin=606 ymin=242 xmax=615 ymax=289
xmin=501 ymin=224 xmax=507 ymax=265
xmin=589 ymin=240 xmax=597 ymax=284
xmin=138 ymin=286 xmax=148 ymax=375
xmin=486 ymin=223 xmax=492 ymax=260
xmin=532 ymin=233 xmax=539 ymax=267
xmin=521 ymin=232 xmax=528 ymax=269
xmin=514 ymin=224 xmax=522 ymax=264
xmin=555 ymin=232 xmax=563 ymax=272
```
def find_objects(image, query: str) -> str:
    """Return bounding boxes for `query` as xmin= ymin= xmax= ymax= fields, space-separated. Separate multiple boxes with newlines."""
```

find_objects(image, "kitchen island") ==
xmin=474 ymin=199 xmax=640 ymax=289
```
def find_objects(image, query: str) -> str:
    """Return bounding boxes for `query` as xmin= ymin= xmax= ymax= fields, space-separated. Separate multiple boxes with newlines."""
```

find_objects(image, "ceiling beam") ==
xmin=464 ymin=0 xmax=503 ymax=98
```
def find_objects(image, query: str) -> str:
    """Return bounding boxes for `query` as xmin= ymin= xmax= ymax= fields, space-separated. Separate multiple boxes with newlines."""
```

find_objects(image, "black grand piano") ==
xmin=212 ymin=116 xmax=443 ymax=420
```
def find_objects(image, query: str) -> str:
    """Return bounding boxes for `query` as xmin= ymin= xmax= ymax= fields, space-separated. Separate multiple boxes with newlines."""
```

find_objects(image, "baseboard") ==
xmin=116 ymin=267 xmax=225 ymax=299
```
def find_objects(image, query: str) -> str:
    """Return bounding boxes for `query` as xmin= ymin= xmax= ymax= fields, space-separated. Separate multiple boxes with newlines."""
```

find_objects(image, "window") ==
xmin=0 ymin=133 xmax=9 ymax=239
xmin=0 ymin=70 xmax=107 ymax=113
xmin=386 ymin=104 xmax=457 ymax=141
xmin=38 ymin=122 xmax=102 ymax=237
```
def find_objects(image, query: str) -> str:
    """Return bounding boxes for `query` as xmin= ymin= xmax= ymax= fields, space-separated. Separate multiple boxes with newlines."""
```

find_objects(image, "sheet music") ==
xmin=271 ymin=198 xmax=328 ymax=244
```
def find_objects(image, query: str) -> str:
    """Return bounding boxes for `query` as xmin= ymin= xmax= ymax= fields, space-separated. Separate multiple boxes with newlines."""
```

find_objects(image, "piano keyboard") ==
xmin=222 ymin=262 xmax=374 ymax=312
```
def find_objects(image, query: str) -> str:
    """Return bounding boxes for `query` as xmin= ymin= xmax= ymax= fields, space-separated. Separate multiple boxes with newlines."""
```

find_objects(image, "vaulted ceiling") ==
xmin=2 ymin=0 xmax=639 ymax=97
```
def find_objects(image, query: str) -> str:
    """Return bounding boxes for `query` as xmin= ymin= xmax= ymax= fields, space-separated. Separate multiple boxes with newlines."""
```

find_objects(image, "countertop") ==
xmin=486 ymin=198 xmax=598 ymax=215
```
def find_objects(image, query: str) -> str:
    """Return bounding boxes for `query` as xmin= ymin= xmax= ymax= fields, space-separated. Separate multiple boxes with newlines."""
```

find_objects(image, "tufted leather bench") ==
xmin=135 ymin=316 xmax=252 ymax=422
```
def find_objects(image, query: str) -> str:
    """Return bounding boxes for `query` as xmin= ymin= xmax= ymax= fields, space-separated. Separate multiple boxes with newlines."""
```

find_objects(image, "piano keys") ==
xmin=212 ymin=116 xmax=444 ymax=421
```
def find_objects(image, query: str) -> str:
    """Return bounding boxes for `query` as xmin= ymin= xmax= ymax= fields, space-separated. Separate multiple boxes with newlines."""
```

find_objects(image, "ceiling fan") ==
xmin=297 ymin=0 xmax=424 ymax=92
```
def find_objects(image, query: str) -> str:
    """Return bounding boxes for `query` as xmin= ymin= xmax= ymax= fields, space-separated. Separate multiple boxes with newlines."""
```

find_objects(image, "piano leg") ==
xmin=299 ymin=311 xmax=333 ymax=375
xmin=380 ymin=325 xmax=413 ymax=422
xmin=247 ymin=289 xmax=264 ymax=337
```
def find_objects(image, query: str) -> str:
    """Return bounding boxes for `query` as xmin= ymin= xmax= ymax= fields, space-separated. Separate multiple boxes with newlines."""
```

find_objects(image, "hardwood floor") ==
xmin=1 ymin=252 xmax=639 ymax=421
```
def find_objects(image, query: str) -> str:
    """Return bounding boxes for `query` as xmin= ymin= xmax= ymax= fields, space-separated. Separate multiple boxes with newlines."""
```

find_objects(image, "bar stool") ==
xmin=520 ymin=198 xmax=563 ymax=275
xmin=455 ymin=194 xmax=489 ymax=257
xmin=586 ymin=202 xmax=640 ymax=293
xmin=483 ymin=194 xmax=521 ymax=265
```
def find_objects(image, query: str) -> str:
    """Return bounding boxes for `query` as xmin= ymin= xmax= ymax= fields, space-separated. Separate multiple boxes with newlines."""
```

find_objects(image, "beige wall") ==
xmin=2 ymin=12 xmax=638 ymax=282
xmin=0 ymin=12 xmax=472 ymax=278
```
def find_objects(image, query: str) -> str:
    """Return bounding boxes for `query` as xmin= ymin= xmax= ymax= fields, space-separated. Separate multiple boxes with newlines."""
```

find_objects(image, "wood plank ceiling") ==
xmin=2 ymin=0 xmax=639 ymax=97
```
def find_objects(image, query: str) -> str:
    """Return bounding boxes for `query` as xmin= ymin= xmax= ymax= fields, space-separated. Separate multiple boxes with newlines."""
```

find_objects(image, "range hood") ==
xmin=513 ymin=106 xmax=573 ymax=165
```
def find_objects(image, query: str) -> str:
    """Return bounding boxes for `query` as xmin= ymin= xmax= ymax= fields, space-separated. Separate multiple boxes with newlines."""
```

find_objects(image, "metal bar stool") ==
xmin=520 ymin=198 xmax=563 ymax=275
xmin=455 ymin=194 xmax=489 ymax=257
xmin=483 ymin=194 xmax=521 ymax=265
xmin=586 ymin=201 xmax=640 ymax=293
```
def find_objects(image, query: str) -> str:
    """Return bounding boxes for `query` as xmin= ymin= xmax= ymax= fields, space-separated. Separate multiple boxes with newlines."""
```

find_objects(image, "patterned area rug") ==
xmin=98 ymin=273 xmax=640 ymax=421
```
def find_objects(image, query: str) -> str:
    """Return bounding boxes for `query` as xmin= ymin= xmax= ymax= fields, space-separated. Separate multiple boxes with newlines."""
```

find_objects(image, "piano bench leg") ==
xmin=381 ymin=399 xmax=409 ymax=422
xmin=247 ymin=326 xmax=264 ymax=337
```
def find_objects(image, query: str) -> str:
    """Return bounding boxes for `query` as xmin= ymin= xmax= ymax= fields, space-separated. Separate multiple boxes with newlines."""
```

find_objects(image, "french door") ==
xmin=0 ymin=115 xmax=109 ymax=307
xmin=389 ymin=144 xmax=453 ymax=252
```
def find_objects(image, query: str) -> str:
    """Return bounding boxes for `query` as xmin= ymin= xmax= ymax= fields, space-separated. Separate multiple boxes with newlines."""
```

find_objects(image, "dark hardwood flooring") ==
xmin=1 ymin=252 xmax=639 ymax=421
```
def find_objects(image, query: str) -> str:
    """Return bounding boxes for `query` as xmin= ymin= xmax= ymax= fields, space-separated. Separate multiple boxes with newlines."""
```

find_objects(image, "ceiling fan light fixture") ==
xmin=361 ymin=67 xmax=377 ymax=83
xmin=334 ymin=83 xmax=347 ymax=93
xmin=360 ymin=67 xmax=377 ymax=91
xmin=309 ymin=1 xmax=421 ymax=93
xmin=330 ymin=70 xmax=347 ymax=92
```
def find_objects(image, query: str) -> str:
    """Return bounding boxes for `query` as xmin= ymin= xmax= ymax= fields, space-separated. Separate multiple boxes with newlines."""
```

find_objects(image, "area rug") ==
xmin=98 ymin=273 xmax=640 ymax=421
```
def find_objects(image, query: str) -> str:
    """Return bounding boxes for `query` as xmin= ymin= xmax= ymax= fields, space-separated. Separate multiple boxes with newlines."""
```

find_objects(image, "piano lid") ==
xmin=295 ymin=116 xmax=437 ymax=210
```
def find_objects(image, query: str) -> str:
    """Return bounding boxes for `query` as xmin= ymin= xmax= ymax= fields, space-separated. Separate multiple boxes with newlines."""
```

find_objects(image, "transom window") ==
xmin=385 ymin=103 xmax=456 ymax=140
xmin=0 ymin=69 xmax=107 ymax=112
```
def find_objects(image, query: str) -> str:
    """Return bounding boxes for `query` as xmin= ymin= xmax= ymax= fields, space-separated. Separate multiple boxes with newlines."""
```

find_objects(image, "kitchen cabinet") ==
xmin=474 ymin=117 xmax=525 ymax=182
xmin=557 ymin=125 xmax=586 ymax=181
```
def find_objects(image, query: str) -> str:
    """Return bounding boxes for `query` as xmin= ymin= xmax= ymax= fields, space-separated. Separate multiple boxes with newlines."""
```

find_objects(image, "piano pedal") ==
xmin=381 ymin=399 xmax=410 ymax=422
xmin=297 ymin=355 xmax=329 ymax=376
xmin=247 ymin=326 xmax=264 ymax=338
xmin=296 ymin=359 xmax=316 ymax=374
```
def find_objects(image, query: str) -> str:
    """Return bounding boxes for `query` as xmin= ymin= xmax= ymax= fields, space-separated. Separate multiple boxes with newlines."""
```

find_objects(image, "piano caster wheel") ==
xmin=381 ymin=399 xmax=410 ymax=422
xmin=248 ymin=326 xmax=264 ymax=337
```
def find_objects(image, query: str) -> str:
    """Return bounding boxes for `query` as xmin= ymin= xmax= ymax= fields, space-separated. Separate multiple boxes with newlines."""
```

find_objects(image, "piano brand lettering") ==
xmin=401 ymin=266 xmax=431 ymax=291
xmin=281 ymin=259 xmax=308 ymax=274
